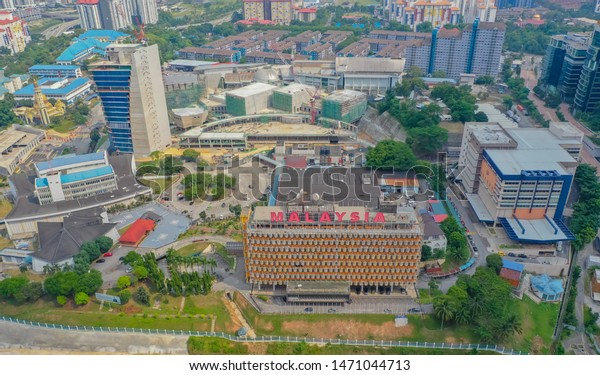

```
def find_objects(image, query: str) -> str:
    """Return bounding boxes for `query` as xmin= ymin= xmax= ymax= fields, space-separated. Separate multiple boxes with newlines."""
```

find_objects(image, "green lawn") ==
xmin=176 ymin=242 xmax=210 ymax=257
xmin=118 ymin=224 xmax=132 ymax=236
xmin=0 ymin=291 xmax=236 ymax=334
xmin=188 ymin=336 xmax=491 ymax=355
xmin=0 ymin=198 xmax=13 ymax=218
xmin=214 ymin=243 xmax=235 ymax=269
xmin=233 ymin=292 xmax=476 ymax=343
xmin=507 ymin=296 xmax=559 ymax=354
xmin=139 ymin=177 xmax=174 ymax=195
xmin=27 ymin=18 xmax=61 ymax=35
xmin=50 ymin=119 xmax=77 ymax=134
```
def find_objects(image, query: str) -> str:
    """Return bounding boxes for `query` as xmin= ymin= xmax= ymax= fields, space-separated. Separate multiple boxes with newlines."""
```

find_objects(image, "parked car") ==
xmin=508 ymin=252 xmax=516 ymax=257
xmin=328 ymin=308 xmax=337 ymax=313
xmin=103 ymin=252 xmax=113 ymax=257
xmin=408 ymin=308 xmax=421 ymax=313
xmin=96 ymin=259 xmax=106 ymax=263
xmin=126 ymin=267 xmax=132 ymax=273
xmin=304 ymin=307 xmax=314 ymax=312
xmin=518 ymin=254 xmax=527 ymax=259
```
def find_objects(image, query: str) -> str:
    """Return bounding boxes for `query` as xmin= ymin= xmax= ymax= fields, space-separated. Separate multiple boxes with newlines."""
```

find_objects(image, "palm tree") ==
xmin=504 ymin=313 xmax=522 ymax=335
xmin=433 ymin=295 xmax=454 ymax=330
xmin=454 ymin=303 xmax=471 ymax=325
xmin=469 ymin=294 xmax=485 ymax=315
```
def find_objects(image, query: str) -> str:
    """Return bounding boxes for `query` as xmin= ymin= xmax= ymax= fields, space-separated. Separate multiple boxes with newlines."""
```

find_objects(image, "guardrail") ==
xmin=0 ymin=315 xmax=526 ymax=355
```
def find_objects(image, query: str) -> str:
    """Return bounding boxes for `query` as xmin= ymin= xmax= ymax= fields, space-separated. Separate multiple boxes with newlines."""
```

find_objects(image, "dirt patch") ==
xmin=281 ymin=320 xmax=413 ymax=340
xmin=123 ymin=304 xmax=142 ymax=314
xmin=222 ymin=297 xmax=244 ymax=331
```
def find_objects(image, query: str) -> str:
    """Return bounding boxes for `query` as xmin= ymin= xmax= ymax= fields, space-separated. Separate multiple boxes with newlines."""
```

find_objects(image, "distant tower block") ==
xmin=596 ymin=0 xmax=600 ymax=13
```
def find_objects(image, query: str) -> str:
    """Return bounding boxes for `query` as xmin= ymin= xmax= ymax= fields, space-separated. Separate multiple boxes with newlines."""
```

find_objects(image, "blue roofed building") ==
xmin=28 ymin=65 xmax=82 ymax=79
xmin=56 ymin=37 xmax=110 ymax=65
xmin=33 ymin=151 xmax=118 ymax=205
xmin=14 ymin=77 xmax=92 ymax=105
xmin=530 ymin=274 xmax=564 ymax=302
xmin=78 ymin=29 xmax=128 ymax=42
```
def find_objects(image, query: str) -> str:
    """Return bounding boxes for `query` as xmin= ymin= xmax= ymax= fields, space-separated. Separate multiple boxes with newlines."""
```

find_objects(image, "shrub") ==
xmin=75 ymin=292 xmax=89 ymax=305
xmin=56 ymin=295 xmax=67 ymax=306
xmin=119 ymin=289 xmax=132 ymax=304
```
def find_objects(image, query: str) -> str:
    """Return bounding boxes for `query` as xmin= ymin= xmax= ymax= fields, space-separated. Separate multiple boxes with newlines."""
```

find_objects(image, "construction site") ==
xmin=322 ymin=90 xmax=368 ymax=124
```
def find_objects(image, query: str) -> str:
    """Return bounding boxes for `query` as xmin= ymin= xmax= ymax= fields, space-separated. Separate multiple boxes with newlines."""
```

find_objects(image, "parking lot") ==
xmin=109 ymin=203 xmax=191 ymax=249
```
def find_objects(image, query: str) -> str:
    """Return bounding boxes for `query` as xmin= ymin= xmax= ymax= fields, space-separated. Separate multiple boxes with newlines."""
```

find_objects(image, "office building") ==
xmin=28 ymin=65 xmax=82 ymax=79
xmin=574 ymin=24 xmax=600 ymax=113
xmin=14 ymin=77 xmax=92 ymax=105
xmin=457 ymin=122 xmax=583 ymax=244
xmin=0 ymin=11 xmax=30 ymax=54
xmin=34 ymin=152 xmax=118 ymax=205
xmin=0 ymin=125 xmax=45 ymax=176
xmin=6 ymin=153 xmax=150 ymax=239
xmin=241 ymin=168 xmax=422 ymax=297
xmin=76 ymin=0 xmax=102 ymax=30
xmin=91 ymin=44 xmax=172 ymax=157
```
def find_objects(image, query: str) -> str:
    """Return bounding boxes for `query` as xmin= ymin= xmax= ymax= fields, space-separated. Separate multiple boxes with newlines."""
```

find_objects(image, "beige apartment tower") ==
xmin=92 ymin=44 xmax=172 ymax=157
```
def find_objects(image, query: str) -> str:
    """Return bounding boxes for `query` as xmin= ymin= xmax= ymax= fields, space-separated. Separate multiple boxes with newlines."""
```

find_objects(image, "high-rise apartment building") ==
xmin=0 ymin=0 xmax=15 ymax=9
xmin=76 ymin=0 xmax=157 ymax=30
xmin=243 ymin=0 xmax=292 ymax=25
xmin=457 ymin=122 xmax=582 ymax=244
xmin=384 ymin=0 xmax=495 ymax=30
xmin=243 ymin=0 xmax=265 ymax=20
xmin=91 ymin=44 xmax=171 ymax=157
xmin=131 ymin=0 xmax=158 ymax=25
xmin=0 ymin=10 xmax=30 ymax=54
xmin=368 ymin=21 xmax=505 ymax=79
xmin=76 ymin=0 xmax=103 ymax=30
xmin=574 ymin=24 xmax=600 ymax=113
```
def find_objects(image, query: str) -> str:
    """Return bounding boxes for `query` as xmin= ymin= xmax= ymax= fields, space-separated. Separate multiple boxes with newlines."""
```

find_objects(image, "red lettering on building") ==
xmin=271 ymin=212 xmax=284 ymax=222
xmin=350 ymin=212 xmax=360 ymax=222
xmin=289 ymin=212 xmax=300 ymax=222
xmin=335 ymin=212 xmax=346 ymax=221
xmin=373 ymin=212 xmax=385 ymax=222
xmin=304 ymin=212 xmax=314 ymax=222
xmin=320 ymin=212 xmax=332 ymax=222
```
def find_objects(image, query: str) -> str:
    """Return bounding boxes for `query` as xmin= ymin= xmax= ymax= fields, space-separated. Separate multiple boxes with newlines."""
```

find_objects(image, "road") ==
xmin=520 ymin=54 xmax=600 ymax=174
xmin=170 ymin=10 xmax=238 ymax=30
xmin=0 ymin=320 xmax=188 ymax=354
xmin=42 ymin=19 xmax=79 ymax=39
xmin=562 ymin=240 xmax=596 ymax=354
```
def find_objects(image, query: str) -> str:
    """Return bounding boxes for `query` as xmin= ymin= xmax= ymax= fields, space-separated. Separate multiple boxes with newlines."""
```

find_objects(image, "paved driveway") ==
xmin=109 ymin=203 xmax=191 ymax=248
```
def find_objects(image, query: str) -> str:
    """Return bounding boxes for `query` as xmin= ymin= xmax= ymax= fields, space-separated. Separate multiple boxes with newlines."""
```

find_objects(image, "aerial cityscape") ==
xmin=0 ymin=0 xmax=600 ymax=358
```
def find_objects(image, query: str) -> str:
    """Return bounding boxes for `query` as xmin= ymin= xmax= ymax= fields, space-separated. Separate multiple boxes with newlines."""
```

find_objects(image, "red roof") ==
xmin=432 ymin=214 xmax=448 ymax=223
xmin=298 ymin=8 xmax=317 ymax=12
xmin=119 ymin=219 xmax=156 ymax=245
xmin=284 ymin=155 xmax=307 ymax=168
xmin=500 ymin=268 xmax=521 ymax=287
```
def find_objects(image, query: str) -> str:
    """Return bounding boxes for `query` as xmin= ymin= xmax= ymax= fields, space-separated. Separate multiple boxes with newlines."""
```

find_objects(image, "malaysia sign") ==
xmin=270 ymin=211 xmax=386 ymax=223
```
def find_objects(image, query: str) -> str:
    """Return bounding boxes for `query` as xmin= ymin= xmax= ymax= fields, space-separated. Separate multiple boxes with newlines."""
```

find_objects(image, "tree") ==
xmin=0 ymin=276 xmax=28 ymax=299
xmin=80 ymin=241 xmax=101 ymax=260
xmin=75 ymin=292 xmax=89 ymax=305
xmin=405 ymin=65 xmax=424 ymax=79
xmin=474 ymin=111 xmax=489 ymax=122
xmin=123 ymin=251 xmax=143 ymax=266
xmin=56 ymin=295 xmax=67 ymax=306
xmin=474 ymin=75 xmax=494 ymax=85
xmin=421 ymin=245 xmax=432 ymax=261
xmin=432 ymin=70 xmax=446 ymax=78
xmin=407 ymin=126 xmax=448 ymax=156
xmin=428 ymin=279 xmax=439 ymax=293
xmin=133 ymin=265 xmax=149 ymax=280
xmin=182 ymin=149 xmax=200 ymax=162
xmin=0 ymin=94 xmax=19 ymax=127
xmin=117 ymin=276 xmax=132 ymax=290
xmin=76 ymin=270 xmax=103 ymax=295
xmin=134 ymin=286 xmax=150 ymax=305
xmin=433 ymin=295 xmax=455 ymax=329
xmin=199 ymin=211 xmax=207 ymax=220
xmin=15 ymin=282 xmax=44 ymax=303
xmin=486 ymin=253 xmax=503 ymax=275
xmin=416 ymin=21 xmax=433 ymax=33
xmin=90 ymin=128 xmax=100 ymax=143
xmin=502 ymin=96 xmax=513 ymax=110
xmin=95 ymin=236 xmax=113 ymax=254
xmin=162 ymin=155 xmax=183 ymax=176
xmin=119 ymin=289 xmax=132 ymax=304
xmin=365 ymin=140 xmax=417 ymax=170
xmin=44 ymin=271 xmax=79 ymax=297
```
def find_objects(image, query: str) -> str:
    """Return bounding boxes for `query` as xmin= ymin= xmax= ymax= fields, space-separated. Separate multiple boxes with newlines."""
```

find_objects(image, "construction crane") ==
xmin=307 ymin=86 xmax=320 ymax=125
xmin=132 ymin=15 xmax=147 ymax=44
